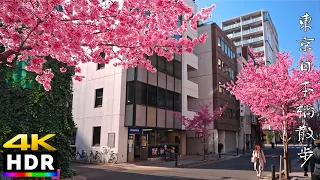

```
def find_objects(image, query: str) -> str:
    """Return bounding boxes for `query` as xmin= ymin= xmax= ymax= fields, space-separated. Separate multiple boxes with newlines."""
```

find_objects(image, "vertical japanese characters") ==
xmin=296 ymin=12 xmax=316 ymax=168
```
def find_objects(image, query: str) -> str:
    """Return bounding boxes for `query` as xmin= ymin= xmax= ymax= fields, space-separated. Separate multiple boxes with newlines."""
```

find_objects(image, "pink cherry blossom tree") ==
xmin=174 ymin=103 xmax=225 ymax=161
xmin=0 ymin=0 xmax=215 ymax=91
xmin=226 ymin=50 xmax=320 ymax=179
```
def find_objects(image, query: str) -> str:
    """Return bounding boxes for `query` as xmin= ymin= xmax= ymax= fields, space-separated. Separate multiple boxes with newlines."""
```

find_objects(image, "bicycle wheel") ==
xmin=83 ymin=153 xmax=88 ymax=161
xmin=89 ymin=153 xmax=94 ymax=162
xmin=110 ymin=153 xmax=118 ymax=163
xmin=96 ymin=153 xmax=102 ymax=163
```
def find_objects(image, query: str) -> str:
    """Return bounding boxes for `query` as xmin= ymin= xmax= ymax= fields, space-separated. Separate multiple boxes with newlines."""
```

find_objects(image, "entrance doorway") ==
xmin=134 ymin=134 xmax=141 ymax=158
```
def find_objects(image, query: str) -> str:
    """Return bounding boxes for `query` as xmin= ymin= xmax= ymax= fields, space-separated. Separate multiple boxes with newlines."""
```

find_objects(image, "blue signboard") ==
xmin=128 ymin=128 xmax=142 ymax=134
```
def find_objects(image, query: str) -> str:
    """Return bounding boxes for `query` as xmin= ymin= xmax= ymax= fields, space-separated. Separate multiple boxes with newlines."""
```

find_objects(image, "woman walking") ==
xmin=252 ymin=144 xmax=266 ymax=178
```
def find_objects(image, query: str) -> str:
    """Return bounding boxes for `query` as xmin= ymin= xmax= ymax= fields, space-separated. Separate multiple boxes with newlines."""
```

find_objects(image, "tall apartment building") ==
xmin=190 ymin=23 xmax=240 ymax=154
xmin=72 ymin=0 xmax=199 ymax=163
xmin=222 ymin=10 xmax=279 ymax=133
xmin=222 ymin=10 xmax=279 ymax=65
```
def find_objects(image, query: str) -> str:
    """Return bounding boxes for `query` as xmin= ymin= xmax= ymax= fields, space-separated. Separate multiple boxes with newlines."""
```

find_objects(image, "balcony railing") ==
xmin=252 ymin=46 xmax=264 ymax=52
xmin=242 ymin=26 xmax=263 ymax=36
xmin=227 ymin=26 xmax=263 ymax=39
xmin=223 ymin=17 xmax=262 ymax=31
xmin=233 ymin=36 xmax=263 ymax=46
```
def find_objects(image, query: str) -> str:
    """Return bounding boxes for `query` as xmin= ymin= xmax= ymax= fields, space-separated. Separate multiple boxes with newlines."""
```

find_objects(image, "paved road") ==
xmin=71 ymin=145 xmax=307 ymax=180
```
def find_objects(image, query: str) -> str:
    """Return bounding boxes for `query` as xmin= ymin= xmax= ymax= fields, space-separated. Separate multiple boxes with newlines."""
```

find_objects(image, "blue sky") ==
xmin=195 ymin=0 xmax=320 ymax=69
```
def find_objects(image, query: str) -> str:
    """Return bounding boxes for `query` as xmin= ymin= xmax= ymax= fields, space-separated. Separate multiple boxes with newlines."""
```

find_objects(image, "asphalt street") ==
xmin=71 ymin=145 xmax=306 ymax=180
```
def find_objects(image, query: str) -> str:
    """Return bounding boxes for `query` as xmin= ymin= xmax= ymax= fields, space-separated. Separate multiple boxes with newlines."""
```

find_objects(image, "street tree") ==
xmin=226 ymin=50 xmax=320 ymax=179
xmin=0 ymin=0 xmax=215 ymax=90
xmin=173 ymin=103 xmax=225 ymax=161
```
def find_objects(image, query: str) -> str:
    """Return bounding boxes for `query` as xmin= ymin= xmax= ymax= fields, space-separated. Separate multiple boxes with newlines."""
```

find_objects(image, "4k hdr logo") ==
xmin=3 ymin=134 xmax=56 ymax=151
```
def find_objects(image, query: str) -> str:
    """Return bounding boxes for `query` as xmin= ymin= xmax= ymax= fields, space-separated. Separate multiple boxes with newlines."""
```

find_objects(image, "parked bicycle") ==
xmin=74 ymin=146 xmax=88 ymax=161
xmin=101 ymin=147 xmax=118 ymax=163
xmin=88 ymin=147 xmax=102 ymax=162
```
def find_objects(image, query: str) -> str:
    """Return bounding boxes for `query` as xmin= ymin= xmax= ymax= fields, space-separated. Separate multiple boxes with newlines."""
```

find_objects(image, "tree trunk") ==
xmin=202 ymin=137 xmax=206 ymax=161
xmin=283 ymin=119 xmax=290 ymax=179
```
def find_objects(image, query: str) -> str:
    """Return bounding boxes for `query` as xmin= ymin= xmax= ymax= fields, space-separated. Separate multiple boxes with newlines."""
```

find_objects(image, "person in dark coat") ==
xmin=218 ymin=141 xmax=223 ymax=158
xmin=311 ymin=140 xmax=320 ymax=180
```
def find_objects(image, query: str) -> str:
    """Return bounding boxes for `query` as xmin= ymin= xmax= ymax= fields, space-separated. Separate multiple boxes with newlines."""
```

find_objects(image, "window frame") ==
xmin=97 ymin=63 xmax=105 ymax=70
xmin=158 ymin=56 xmax=167 ymax=73
xmin=147 ymin=85 xmax=157 ymax=107
xmin=136 ymin=82 xmax=147 ymax=105
xmin=174 ymin=60 xmax=182 ymax=79
xmin=157 ymin=87 xmax=166 ymax=108
xmin=92 ymin=126 xmax=101 ymax=146
xmin=166 ymin=90 xmax=174 ymax=110
xmin=218 ymin=37 xmax=221 ymax=47
xmin=94 ymin=88 xmax=103 ymax=108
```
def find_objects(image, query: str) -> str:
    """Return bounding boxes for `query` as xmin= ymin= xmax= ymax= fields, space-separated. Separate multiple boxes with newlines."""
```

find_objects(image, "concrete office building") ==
xmin=190 ymin=22 xmax=240 ymax=154
xmin=72 ymin=0 xmax=199 ymax=163
xmin=222 ymin=10 xmax=279 ymax=66
xmin=237 ymin=46 xmax=262 ymax=150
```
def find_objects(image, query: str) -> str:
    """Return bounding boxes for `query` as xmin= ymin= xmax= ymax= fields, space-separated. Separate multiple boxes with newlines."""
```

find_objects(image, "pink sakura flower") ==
xmin=60 ymin=67 xmax=67 ymax=73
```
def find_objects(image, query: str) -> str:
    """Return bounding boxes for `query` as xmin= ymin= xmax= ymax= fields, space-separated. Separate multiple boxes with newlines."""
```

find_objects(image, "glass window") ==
xmin=149 ymin=54 xmax=157 ymax=68
xmin=174 ymin=93 xmax=181 ymax=112
xmin=228 ymin=48 xmax=231 ymax=58
xmin=166 ymin=91 xmax=174 ymax=110
xmin=221 ymin=41 xmax=225 ymax=52
xmin=158 ymin=56 xmax=166 ymax=72
xmin=92 ymin=127 xmax=101 ymax=146
xmin=95 ymin=88 xmax=103 ymax=108
xmin=136 ymin=82 xmax=147 ymax=104
xmin=218 ymin=37 xmax=221 ymax=47
xmin=147 ymin=85 xmax=157 ymax=106
xmin=218 ymin=82 xmax=223 ymax=93
xmin=126 ymin=82 xmax=134 ymax=104
xmin=167 ymin=60 xmax=174 ymax=76
xmin=158 ymin=88 xmax=166 ymax=108
xmin=97 ymin=63 xmax=105 ymax=70
xmin=218 ymin=59 xmax=222 ymax=70
xmin=227 ymin=47 xmax=229 ymax=57
xmin=174 ymin=60 xmax=181 ymax=79
xmin=224 ymin=43 xmax=228 ymax=54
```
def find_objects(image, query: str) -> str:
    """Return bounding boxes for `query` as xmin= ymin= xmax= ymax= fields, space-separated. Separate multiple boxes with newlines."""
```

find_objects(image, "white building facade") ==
xmin=222 ymin=10 xmax=279 ymax=132
xmin=72 ymin=0 xmax=199 ymax=163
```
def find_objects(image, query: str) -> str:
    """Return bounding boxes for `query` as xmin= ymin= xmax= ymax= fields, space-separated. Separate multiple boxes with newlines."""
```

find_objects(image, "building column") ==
xmin=207 ymin=132 xmax=214 ymax=154
xmin=213 ymin=129 xmax=219 ymax=154
xmin=180 ymin=131 xmax=187 ymax=155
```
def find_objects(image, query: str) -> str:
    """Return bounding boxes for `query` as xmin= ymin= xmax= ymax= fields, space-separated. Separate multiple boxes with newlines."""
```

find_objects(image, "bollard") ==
xmin=243 ymin=147 xmax=245 ymax=154
xmin=175 ymin=153 xmax=178 ymax=167
xmin=237 ymin=148 xmax=239 ymax=156
xmin=219 ymin=152 xmax=221 ymax=158
xmin=271 ymin=165 xmax=276 ymax=180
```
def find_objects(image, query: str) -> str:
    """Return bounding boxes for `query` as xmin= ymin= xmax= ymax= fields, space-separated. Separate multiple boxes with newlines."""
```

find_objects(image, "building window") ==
xmin=126 ymin=82 xmax=134 ymax=104
xmin=221 ymin=41 xmax=225 ymax=52
xmin=97 ymin=63 xmax=105 ymax=70
xmin=220 ymin=106 xmax=224 ymax=117
xmin=218 ymin=82 xmax=223 ymax=93
xmin=107 ymin=133 xmax=115 ymax=148
xmin=174 ymin=60 xmax=181 ymax=79
xmin=166 ymin=91 xmax=174 ymax=110
xmin=92 ymin=126 xmax=101 ymax=146
xmin=147 ymin=85 xmax=157 ymax=106
xmin=158 ymin=56 xmax=166 ymax=72
xmin=174 ymin=93 xmax=181 ymax=112
xmin=224 ymin=43 xmax=228 ymax=54
xmin=218 ymin=59 xmax=222 ymax=70
xmin=167 ymin=60 xmax=174 ymax=76
xmin=136 ymin=82 xmax=147 ymax=104
xmin=95 ymin=88 xmax=103 ymax=108
xmin=218 ymin=37 xmax=221 ymax=47
xmin=149 ymin=54 xmax=157 ymax=68
xmin=158 ymin=88 xmax=166 ymax=108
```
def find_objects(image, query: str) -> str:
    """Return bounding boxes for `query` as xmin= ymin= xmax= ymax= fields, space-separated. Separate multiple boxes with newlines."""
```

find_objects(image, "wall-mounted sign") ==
xmin=128 ymin=128 xmax=142 ymax=134
xmin=128 ymin=135 xmax=134 ymax=140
